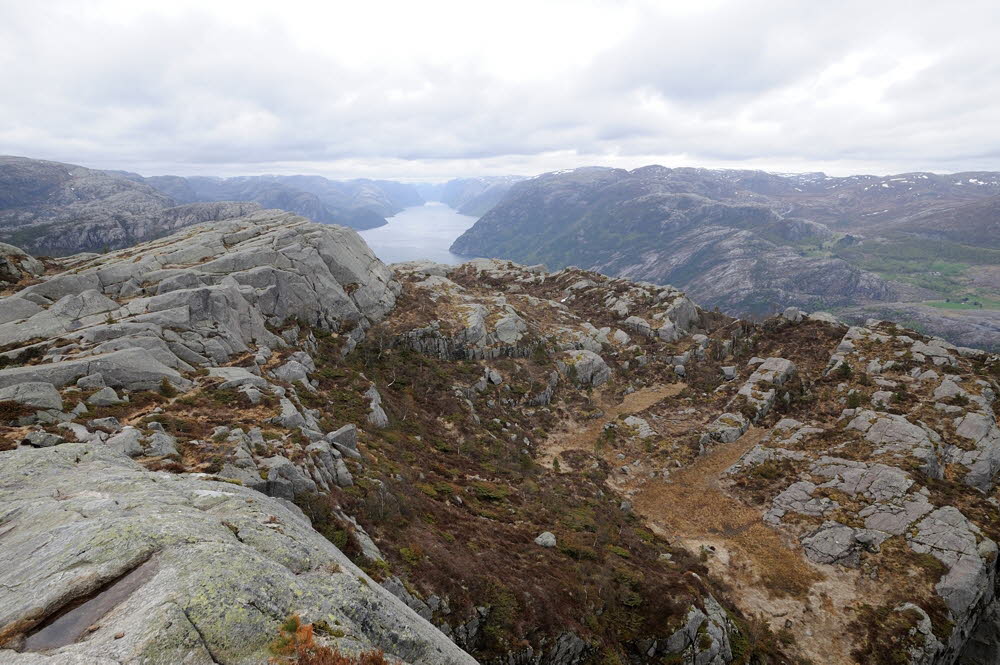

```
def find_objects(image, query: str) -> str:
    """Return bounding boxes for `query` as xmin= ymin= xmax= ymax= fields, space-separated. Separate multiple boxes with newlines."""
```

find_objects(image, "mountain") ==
xmin=1 ymin=213 xmax=999 ymax=664
xmin=451 ymin=166 xmax=1000 ymax=349
xmin=0 ymin=156 xmax=430 ymax=256
xmin=141 ymin=173 xmax=424 ymax=229
xmin=0 ymin=156 xmax=260 ymax=255
xmin=420 ymin=176 xmax=524 ymax=216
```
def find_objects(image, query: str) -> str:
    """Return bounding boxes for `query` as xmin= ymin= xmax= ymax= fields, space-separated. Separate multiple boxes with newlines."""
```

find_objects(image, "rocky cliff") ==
xmin=450 ymin=166 xmax=1000 ymax=350
xmin=0 ymin=213 xmax=998 ymax=664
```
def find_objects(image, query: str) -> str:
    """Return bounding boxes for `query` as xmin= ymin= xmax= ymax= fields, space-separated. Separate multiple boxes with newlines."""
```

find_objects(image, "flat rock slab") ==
xmin=0 ymin=443 xmax=477 ymax=665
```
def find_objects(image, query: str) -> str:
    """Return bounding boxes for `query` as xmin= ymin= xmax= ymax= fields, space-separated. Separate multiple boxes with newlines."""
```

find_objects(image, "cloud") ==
xmin=1 ymin=0 xmax=999 ymax=179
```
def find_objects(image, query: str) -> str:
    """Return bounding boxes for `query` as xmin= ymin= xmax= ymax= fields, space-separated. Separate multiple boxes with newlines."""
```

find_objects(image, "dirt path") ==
xmin=632 ymin=430 xmax=858 ymax=665
xmin=632 ymin=428 xmax=818 ymax=588
xmin=538 ymin=383 xmax=857 ymax=663
xmin=537 ymin=383 xmax=686 ymax=469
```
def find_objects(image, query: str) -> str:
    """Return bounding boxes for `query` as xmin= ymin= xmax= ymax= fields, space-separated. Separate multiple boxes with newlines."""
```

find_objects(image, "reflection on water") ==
xmin=24 ymin=558 xmax=158 ymax=651
xmin=359 ymin=202 xmax=477 ymax=265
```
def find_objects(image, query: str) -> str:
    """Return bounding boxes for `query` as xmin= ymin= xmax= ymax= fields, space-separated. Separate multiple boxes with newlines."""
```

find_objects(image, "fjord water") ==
xmin=358 ymin=202 xmax=477 ymax=265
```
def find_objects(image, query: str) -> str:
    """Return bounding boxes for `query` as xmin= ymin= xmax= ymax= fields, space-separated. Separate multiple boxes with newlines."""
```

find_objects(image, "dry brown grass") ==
xmin=538 ymin=383 xmax=686 ymax=470
xmin=632 ymin=428 xmax=822 ymax=600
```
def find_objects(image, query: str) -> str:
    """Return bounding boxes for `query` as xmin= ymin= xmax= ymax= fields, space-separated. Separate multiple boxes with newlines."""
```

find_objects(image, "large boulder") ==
xmin=0 ymin=348 xmax=188 ymax=392
xmin=0 ymin=443 xmax=477 ymax=665
xmin=560 ymin=350 xmax=611 ymax=387
xmin=0 ymin=382 xmax=62 ymax=410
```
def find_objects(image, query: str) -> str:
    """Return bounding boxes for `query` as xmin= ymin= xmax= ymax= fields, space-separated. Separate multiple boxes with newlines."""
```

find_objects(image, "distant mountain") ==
xmin=139 ymin=174 xmax=423 ymax=230
xmin=0 ymin=156 xmax=430 ymax=255
xmin=451 ymin=165 xmax=1000 ymax=348
xmin=0 ymin=156 xmax=259 ymax=255
xmin=419 ymin=176 xmax=524 ymax=216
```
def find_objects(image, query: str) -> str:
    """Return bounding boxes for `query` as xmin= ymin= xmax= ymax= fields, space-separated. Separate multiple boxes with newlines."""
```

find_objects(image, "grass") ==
xmin=923 ymin=295 xmax=1000 ymax=311
xmin=835 ymin=234 xmax=1000 ymax=303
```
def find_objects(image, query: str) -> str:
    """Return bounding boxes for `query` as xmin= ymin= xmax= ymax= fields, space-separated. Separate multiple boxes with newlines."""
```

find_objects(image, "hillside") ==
xmin=0 ymin=156 xmax=261 ymax=255
xmin=419 ymin=176 xmax=524 ymax=216
xmin=0 ymin=213 xmax=998 ymax=664
xmin=451 ymin=166 xmax=1000 ymax=349
xmin=142 ymin=174 xmax=424 ymax=230
xmin=0 ymin=157 xmax=428 ymax=256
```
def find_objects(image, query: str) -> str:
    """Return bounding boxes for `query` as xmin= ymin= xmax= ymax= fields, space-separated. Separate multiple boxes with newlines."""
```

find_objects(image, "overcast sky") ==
xmin=2 ymin=0 xmax=999 ymax=180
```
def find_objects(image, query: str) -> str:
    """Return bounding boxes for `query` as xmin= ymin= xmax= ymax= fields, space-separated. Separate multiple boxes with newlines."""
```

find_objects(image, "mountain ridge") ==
xmin=451 ymin=165 xmax=1000 ymax=349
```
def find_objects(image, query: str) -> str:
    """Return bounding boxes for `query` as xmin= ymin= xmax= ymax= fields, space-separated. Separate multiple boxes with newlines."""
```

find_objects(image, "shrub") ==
xmin=0 ymin=400 xmax=34 ymax=422
xmin=269 ymin=615 xmax=393 ymax=665
xmin=159 ymin=377 xmax=178 ymax=398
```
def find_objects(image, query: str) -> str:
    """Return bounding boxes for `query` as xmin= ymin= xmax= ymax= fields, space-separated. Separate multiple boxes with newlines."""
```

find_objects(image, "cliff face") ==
xmin=0 ymin=214 xmax=998 ymax=664
xmin=450 ymin=166 xmax=1000 ymax=350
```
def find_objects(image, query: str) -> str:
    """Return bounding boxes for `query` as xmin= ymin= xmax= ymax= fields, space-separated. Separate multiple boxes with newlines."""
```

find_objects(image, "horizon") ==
xmin=7 ymin=152 xmax=1000 ymax=186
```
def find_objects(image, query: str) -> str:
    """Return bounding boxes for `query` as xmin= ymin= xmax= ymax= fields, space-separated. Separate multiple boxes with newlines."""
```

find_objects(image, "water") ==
xmin=24 ymin=558 xmax=158 ymax=651
xmin=359 ymin=202 xmax=477 ymax=265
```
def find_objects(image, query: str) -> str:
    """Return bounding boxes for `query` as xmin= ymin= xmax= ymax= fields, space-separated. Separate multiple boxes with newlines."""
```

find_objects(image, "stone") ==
xmin=0 ymin=297 xmax=43 ymax=325
xmin=273 ymin=397 xmax=307 ymax=429
xmin=560 ymin=350 xmax=611 ymax=387
xmin=0 ymin=443 xmax=476 ymax=665
xmin=706 ymin=412 xmax=749 ymax=444
xmin=0 ymin=381 xmax=62 ymax=411
xmin=782 ymin=306 xmax=804 ymax=323
xmin=258 ymin=455 xmax=317 ymax=500
xmin=87 ymin=386 xmax=124 ymax=406
xmin=802 ymin=522 xmax=867 ymax=567
xmin=106 ymin=427 xmax=145 ymax=457
xmin=271 ymin=359 xmax=311 ymax=385
xmin=0 ymin=348 xmax=189 ymax=392
xmin=88 ymin=417 xmax=122 ymax=432
xmin=623 ymin=416 xmax=656 ymax=439
xmin=808 ymin=311 xmax=840 ymax=324
xmin=21 ymin=431 xmax=64 ymax=448
xmin=327 ymin=423 xmax=361 ymax=459
xmin=365 ymin=385 xmax=390 ymax=428
xmin=76 ymin=372 xmax=106 ymax=389
xmin=623 ymin=316 xmax=652 ymax=337
xmin=534 ymin=531 xmax=557 ymax=548
xmin=907 ymin=507 xmax=997 ymax=616
xmin=207 ymin=366 xmax=269 ymax=390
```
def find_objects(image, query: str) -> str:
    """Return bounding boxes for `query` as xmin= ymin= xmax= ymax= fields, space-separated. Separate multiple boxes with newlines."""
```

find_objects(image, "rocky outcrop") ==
xmin=0 ymin=210 xmax=398 ymax=377
xmin=0 ymin=242 xmax=43 ymax=284
xmin=0 ymin=443 xmax=476 ymax=664
xmin=723 ymin=319 xmax=1000 ymax=664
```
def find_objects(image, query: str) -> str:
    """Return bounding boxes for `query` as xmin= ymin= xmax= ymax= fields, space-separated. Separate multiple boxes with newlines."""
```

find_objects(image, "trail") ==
xmin=632 ymin=430 xmax=857 ymax=665
xmin=537 ymin=383 xmax=685 ymax=469
xmin=539 ymin=383 xmax=856 ymax=664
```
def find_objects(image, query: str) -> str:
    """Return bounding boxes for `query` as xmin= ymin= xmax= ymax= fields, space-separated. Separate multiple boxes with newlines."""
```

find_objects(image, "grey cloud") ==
xmin=1 ymin=0 xmax=1000 ymax=178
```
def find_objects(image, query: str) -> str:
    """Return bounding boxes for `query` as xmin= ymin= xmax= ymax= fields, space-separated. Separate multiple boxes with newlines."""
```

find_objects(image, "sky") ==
xmin=2 ymin=0 xmax=999 ymax=181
